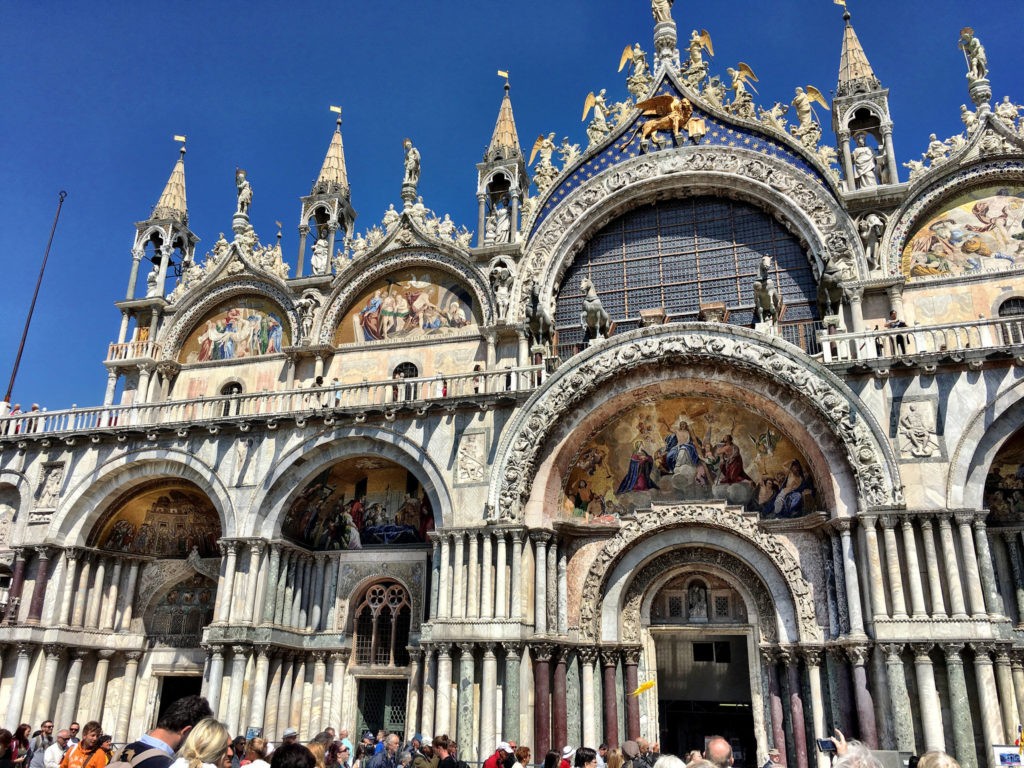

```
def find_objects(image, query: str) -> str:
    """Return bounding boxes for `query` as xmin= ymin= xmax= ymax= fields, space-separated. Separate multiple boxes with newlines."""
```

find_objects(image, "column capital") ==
xmin=1010 ymin=649 xmax=1024 ymax=667
xmin=799 ymin=646 xmax=824 ymax=666
xmin=531 ymin=642 xmax=556 ymax=663
xmin=578 ymin=647 xmax=599 ymax=665
xmin=845 ymin=644 xmax=870 ymax=666
xmin=777 ymin=646 xmax=797 ymax=667
xmin=407 ymin=647 xmax=424 ymax=663
xmin=312 ymin=651 xmax=328 ymax=664
xmin=503 ymin=642 xmax=523 ymax=659
xmin=124 ymin=651 xmax=143 ymax=663
xmin=457 ymin=642 xmax=476 ymax=655
xmin=254 ymin=643 xmax=272 ymax=659
xmin=43 ymin=643 xmax=65 ymax=658
xmin=12 ymin=546 xmax=29 ymax=562
xmin=622 ymin=646 xmax=643 ymax=665
xmin=937 ymin=514 xmax=955 ymax=529
xmin=900 ymin=517 xmax=915 ymax=532
xmin=969 ymin=642 xmax=996 ymax=660
xmin=909 ymin=643 xmax=934 ymax=660
xmin=939 ymin=643 xmax=965 ymax=663
xmin=35 ymin=545 xmax=54 ymax=561
xmin=530 ymin=529 xmax=553 ymax=545
xmin=859 ymin=514 xmax=878 ymax=528
xmin=919 ymin=516 xmax=935 ymax=531
xmin=201 ymin=643 xmax=224 ymax=659
xmin=251 ymin=540 xmax=267 ymax=557
xmin=994 ymin=648 xmax=1013 ymax=665
xmin=599 ymin=647 xmax=620 ymax=668
xmin=331 ymin=648 xmax=352 ymax=664
xmin=878 ymin=514 xmax=899 ymax=529
xmin=435 ymin=642 xmax=453 ymax=657
xmin=481 ymin=642 xmax=498 ymax=658
xmin=230 ymin=644 xmax=249 ymax=655
xmin=15 ymin=642 xmax=33 ymax=657
xmin=831 ymin=518 xmax=853 ymax=533
xmin=845 ymin=285 xmax=865 ymax=303
xmin=759 ymin=646 xmax=780 ymax=665
xmin=953 ymin=511 xmax=977 ymax=526
xmin=880 ymin=643 xmax=905 ymax=662
xmin=71 ymin=647 xmax=90 ymax=660
xmin=219 ymin=539 xmax=241 ymax=556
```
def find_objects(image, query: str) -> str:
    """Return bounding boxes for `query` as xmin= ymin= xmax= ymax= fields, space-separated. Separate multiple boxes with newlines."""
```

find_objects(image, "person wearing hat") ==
xmin=620 ymin=741 xmax=640 ymax=768
xmin=483 ymin=743 xmax=514 ymax=768
xmin=282 ymin=729 xmax=299 ymax=746
xmin=559 ymin=747 xmax=576 ymax=768
xmin=760 ymin=750 xmax=781 ymax=768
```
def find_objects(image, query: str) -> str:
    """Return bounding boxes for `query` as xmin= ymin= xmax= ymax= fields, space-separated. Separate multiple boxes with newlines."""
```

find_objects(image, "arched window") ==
xmin=353 ymin=581 xmax=411 ymax=667
xmin=998 ymin=297 xmax=1024 ymax=344
xmin=392 ymin=363 xmax=419 ymax=401
xmin=220 ymin=382 xmax=243 ymax=416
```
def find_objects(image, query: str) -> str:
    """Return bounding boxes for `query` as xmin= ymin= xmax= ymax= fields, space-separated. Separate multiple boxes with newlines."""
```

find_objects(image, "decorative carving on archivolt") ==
xmin=618 ymin=545 xmax=778 ymax=643
xmin=336 ymin=560 xmax=426 ymax=630
xmin=317 ymin=250 xmax=494 ymax=344
xmin=576 ymin=503 xmax=820 ymax=643
xmin=490 ymin=325 xmax=900 ymax=523
xmin=515 ymin=145 xmax=859 ymax=317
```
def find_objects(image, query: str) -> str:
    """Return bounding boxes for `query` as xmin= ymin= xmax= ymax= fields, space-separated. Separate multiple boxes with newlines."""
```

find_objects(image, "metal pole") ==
xmin=4 ymin=190 xmax=68 ymax=403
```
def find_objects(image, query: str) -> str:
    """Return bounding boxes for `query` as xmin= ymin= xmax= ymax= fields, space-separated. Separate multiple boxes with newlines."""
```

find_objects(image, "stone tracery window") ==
xmin=555 ymin=197 xmax=820 ymax=356
xmin=353 ymin=581 xmax=411 ymax=667
xmin=144 ymin=573 xmax=216 ymax=647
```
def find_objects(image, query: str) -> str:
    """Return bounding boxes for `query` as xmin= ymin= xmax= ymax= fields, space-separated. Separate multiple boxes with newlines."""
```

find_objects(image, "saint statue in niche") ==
xmin=688 ymin=583 xmax=708 ymax=620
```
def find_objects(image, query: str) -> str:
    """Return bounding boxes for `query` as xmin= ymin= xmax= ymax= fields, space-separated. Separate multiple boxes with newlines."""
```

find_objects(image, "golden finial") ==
xmin=173 ymin=134 xmax=186 ymax=155
xmin=330 ymin=105 xmax=342 ymax=127
xmin=497 ymin=69 xmax=510 ymax=90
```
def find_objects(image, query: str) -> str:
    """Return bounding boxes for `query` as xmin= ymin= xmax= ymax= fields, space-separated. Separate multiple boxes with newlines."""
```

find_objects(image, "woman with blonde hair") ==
xmin=605 ymin=749 xmax=624 ymax=768
xmin=306 ymin=744 xmax=326 ymax=768
xmin=170 ymin=718 xmax=231 ymax=768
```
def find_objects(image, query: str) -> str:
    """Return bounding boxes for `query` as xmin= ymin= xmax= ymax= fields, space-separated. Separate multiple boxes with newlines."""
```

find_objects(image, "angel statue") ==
xmin=958 ymin=27 xmax=987 ymax=81
xmin=652 ymin=0 xmax=674 ymax=23
xmin=627 ymin=94 xmax=693 ymax=150
xmin=790 ymin=86 xmax=830 ymax=148
xmin=619 ymin=43 xmax=653 ymax=100
xmin=529 ymin=133 xmax=559 ymax=193
xmin=583 ymin=89 xmax=611 ymax=146
xmin=684 ymin=30 xmax=713 ymax=87
xmin=726 ymin=63 xmax=758 ymax=119
xmin=235 ymin=168 xmax=252 ymax=215
xmin=403 ymin=138 xmax=421 ymax=186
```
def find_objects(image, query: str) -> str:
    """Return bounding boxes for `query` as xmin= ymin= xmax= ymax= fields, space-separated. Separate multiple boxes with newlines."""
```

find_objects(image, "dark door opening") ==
xmin=659 ymin=700 xmax=755 ymax=768
xmin=356 ymin=679 xmax=408 ymax=737
xmin=158 ymin=676 xmax=203 ymax=720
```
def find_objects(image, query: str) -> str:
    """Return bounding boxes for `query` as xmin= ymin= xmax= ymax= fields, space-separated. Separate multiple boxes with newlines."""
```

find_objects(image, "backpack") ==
xmin=106 ymin=746 xmax=169 ymax=768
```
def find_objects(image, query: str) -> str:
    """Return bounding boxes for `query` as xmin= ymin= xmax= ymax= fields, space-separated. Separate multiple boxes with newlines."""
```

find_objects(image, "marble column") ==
xmin=265 ymin=653 xmax=283 ymax=740
xmin=119 ymin=559 xmax=141 ymax=631
xmin=276 ymin=550 xmax=293 ymax=626
xmin=438 ymin=535 xmax=451 ymax=619
xmin=557 ymin=546 xmax=568 ymax=635
xmin=290 ymin=655 xmax=306 ymax=736
xmin=59 ymin=649 xmax=87 ymax=727
xmin=263 ymin=545 xmax=282 ymax=623
xmin=761 ymin=649 xmax=787 ymax=765
xmin=846 ymin=646 xmax=878 ymax=749
xmin=533 ymin=533 xmax=548 ymax=634
xmin=900 ymin=519 xmax=928 ymax=618
xmin=554 ymin=647 xmax=569 ymax=751
xmin=323 ymin=556 xmax=339 ymax=631
xmin=974 ymin=518 xmax=1004 ymax=616
xmin=942 ymin=644 xmax=976 ymax=768
xmin=435 ymin=643 xmax=453 ymax=737
xmin=970 ymin=643 xmax=1003 ymax=763
xmin=580 ymin=648 xmax=598 ymax=750
xmin=27 ymin=548 xmax=53 ymax=623
xmin=36 ymin=644 xmax=63 ymax=725
xmin=91 ymin=648 xmax=115 ymax=719
xmin=227 ymin=646 xmax=249 ymax=735
xmin=781 ymin=650 xmax=808 ymax=768
xmin=482 ymin=532 xmax=495 ymax=620
xmin=85 ymin=556 xmax=107 ymax=628
xmin=329 ymin=650 xmax=350 ymax=734
xmin=496 ymin=532 xmax=509 ymax=619
xmin=956 ymin=513 xmax=988 ymax=618
xmin=115 ymin=652 xmax=142 ymax=742
xmin=533 ymin=643 xmax=554 ymax=759
xmin=600 ymin=649 xmax=620 ymax=748
xmin=297 ymin=557 xmax=311 ymax=628
xmin=802 ymin=649 xmax=828 ymax=768
xmin=244 ymin=542 xmax=264 ymax=624
xmin=276 ymin=653 xmax=295 ymax=737
xmin=511 ymin=531 xmax=523 ymax=620
xmin=453 ymin=534 xmax=467 ymax=620
xmin=4 ymin=549 xmax=28 ymax=624
xmin=860 ymin=517 xmax=887 ymax=620
xmin=835 ymin=521 xmax=866 ymax=635
xmin=310 ymin=652 xmax=328 ymax=734
xmin=250 ymin=645 xmax=271 ymax=731
xmin=468 ymin=532 xmax=480 ymax=618
xmin=218 ymin=541 xmax=239 ymax=623
xmin=995 ymin=650 xmax=1019 ymax=744
xmin=408 ymin=649 xmax=423 ymax=745
xmin=910 ymin=644 xmax=944 ymax=751
xmin=421 ymin=647 xmax=436 ymax=739
xmin=457 ymin=643 xmax=475 ymax=761
xmin=622 ymin=647 xmax=641 ymax=742
xmin=57 ymin=549 xmax=79 ymax=626
xmin=919 ymin=518 xmax=947 ymax=617
xmin=881 ymin=644 xmax=915 ymax=754
xmin=206 ymin=646 xmax=225 ymax=713
xmin=100 ymin=558 xmax=123 ymax=630
xmin=70 ymin=554 xmax=92 ymax=628
xmin=1013 ymin=652 xmax=1024 ymax=745
xmin=1004 ymin=535 xmax=1024 ymax=624
xmin=939 ymin=516 xmax=968 ymax=618
xmin=503 ymin=643 xmax=522 ymax=743
xmin=429 ymin=540 xmax=441 ymax=621
xmin=480 ymin=644 xmax=498 ymax=761
xmin=310 ymin=554 xmax=326 ymax=631
xmin=879 ymin=516 xmax=908 ymax=619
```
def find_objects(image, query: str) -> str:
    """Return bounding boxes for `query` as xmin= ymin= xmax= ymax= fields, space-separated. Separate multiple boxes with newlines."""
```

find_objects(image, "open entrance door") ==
xmin=655 ymin=633 xmax=755 ymax=768
xmin=158 ymin=675 xmax=203 ymax=720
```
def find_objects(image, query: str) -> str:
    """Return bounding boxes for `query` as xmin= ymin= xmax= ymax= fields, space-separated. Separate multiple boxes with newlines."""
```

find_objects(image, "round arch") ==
xmin=159 ymin=278 xmax=299 ymax=360
xmin=489 ymin=324 xmax=901 ymax=521
xmin=0 ymin=469 xmax=32 ymax=520
xmin=318 ymin=247 xmax=495 ymax=344
xmin=249 ymin=427 xmax=453 ymax=538
xmin=947 ymin=378 xmax=1024 ymax=509
xmin=582 ymin=504 xmax=821 ymax=644
xmin=48 ymin=449 xmax=236 ymax=543
xmin=513 ymin=144 xmax=864 ymax=319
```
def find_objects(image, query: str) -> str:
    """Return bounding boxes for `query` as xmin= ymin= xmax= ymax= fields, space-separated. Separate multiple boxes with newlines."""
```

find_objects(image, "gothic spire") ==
xmin=485 ymin=81 xmax=523 ymax=162
xmin=151 ymin=146 xmax=188 ymax=223
xmin=314 ymin=117 xmax=350 ymax=195
xmin=837 ymin=8 xmax=880 ymax=96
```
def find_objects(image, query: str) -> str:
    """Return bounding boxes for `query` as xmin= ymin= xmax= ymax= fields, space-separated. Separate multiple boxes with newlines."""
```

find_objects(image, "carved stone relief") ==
xmin=455 ymin=431 xmax=488 ymax=485
xmin=896 ymin=399 xmax=940 ymax=459
xmin=32 ymin=462 xmax=64 ymax=521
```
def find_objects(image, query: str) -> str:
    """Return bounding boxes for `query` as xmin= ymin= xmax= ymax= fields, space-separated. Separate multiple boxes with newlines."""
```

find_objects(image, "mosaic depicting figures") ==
xmin=562 ymin=396 xmax=818 ymax=520
xmin=984 ymin=428 xmax=1024 ymax=523
xmin=335 ymin=270 xmax=476 ymax=345
xmin=91 ymin=482 xmax=221 ymax=558
xmin=282 ymin=457 xmax=435 ymax=550
xmin=179 ymin=297 xmax=289 ymax=364
xmin=901 ymin=186 xmax=1024 ymax=279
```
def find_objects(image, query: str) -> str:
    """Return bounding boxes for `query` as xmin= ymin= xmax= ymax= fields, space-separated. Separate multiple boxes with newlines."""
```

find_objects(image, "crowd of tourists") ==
xmin=0 ymin=696 xmax=967 ymax=768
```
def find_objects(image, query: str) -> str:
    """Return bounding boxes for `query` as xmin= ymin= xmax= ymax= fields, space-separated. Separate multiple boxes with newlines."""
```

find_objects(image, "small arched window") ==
xmin=220 ymin=382 xmax=243 ymax=416
xmin=998 ymin=297 xmax=1024 ymax=344
xmin=392 ymin=363 xmax=419 ymax=401
xmin=353 ymin=581 xmax=412 ymax=667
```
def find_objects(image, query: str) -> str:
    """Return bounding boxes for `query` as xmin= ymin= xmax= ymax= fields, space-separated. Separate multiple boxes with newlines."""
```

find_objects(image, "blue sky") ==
xmin=2 ymin=0 xmax=1022 ymax=410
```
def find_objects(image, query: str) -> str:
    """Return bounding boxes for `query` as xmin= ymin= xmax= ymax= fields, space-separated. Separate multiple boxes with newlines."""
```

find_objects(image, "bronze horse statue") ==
xmin=526 ymin=281 xmax=555 ymax=351
xmin=580 ymin=276 xmax=612 ymax=340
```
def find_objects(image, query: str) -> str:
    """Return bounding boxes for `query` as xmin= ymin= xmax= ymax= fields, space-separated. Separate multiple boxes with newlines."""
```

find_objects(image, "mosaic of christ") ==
xmin=901 ymin=185 xmax=1024 ymax=279
xmin=335 ymin=270 xmax=476 ymax=345
xmin=561 ymin=396 xmax=818 ymax=520
xmin=984 ymin=427 xmax=1024 ymax=524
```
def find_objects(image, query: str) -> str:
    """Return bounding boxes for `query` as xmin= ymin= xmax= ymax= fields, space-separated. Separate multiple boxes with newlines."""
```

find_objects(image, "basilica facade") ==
xmin=3 ymin=7 xmax=1024 ymax=768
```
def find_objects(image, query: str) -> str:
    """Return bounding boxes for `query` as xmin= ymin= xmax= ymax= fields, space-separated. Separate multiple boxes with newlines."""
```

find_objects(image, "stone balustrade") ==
xmin=0 ymin=365 xmax=545 ymax=438
xmin=106 ymin=340 xmax=163 ymax=361
xmin=817 ymin=315 xmax=1024 ymax=365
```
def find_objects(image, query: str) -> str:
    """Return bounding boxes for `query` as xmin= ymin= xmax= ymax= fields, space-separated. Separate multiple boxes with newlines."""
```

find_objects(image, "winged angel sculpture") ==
xmin=623 ymin=94 xmax=694 ymax=151
xmin=790 ymin=85 xmax=830 ymax=148
xmin=683 ymin=29 xmax=713 ymax=86
xmin=726 ymin=62 xmax=758 ymax=119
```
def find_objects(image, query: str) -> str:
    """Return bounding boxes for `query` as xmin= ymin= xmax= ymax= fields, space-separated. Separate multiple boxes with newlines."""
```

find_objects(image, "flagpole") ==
xmin=4 ymin=190 xmax=68 ymax=404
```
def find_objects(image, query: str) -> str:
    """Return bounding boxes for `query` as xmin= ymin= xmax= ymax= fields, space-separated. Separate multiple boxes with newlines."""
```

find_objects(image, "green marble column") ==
xmin=503 ymin=643 xmax=522 ymax=742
